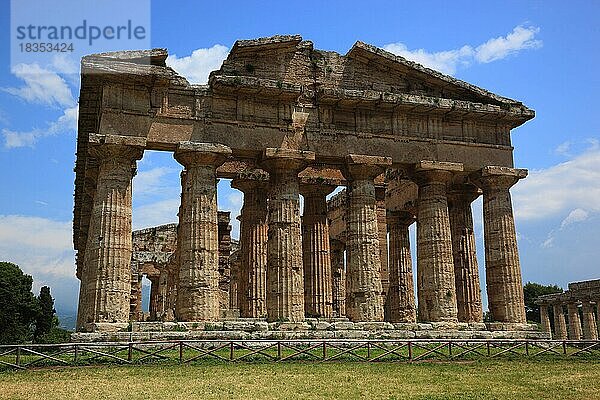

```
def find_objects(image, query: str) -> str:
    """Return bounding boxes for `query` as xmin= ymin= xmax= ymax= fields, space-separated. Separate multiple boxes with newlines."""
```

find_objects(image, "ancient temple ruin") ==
xmin=73 ymin=35 xmax=535 ymax=332
xmin=536 ymin=279 xmax=600 ymax=340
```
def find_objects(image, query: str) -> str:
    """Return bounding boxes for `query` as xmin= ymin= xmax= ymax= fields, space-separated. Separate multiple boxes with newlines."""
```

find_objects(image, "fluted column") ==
xmin=387 ymin=210 xmax=416 ymax=323
xmin=553 ymin=303 xmax=568 ymax=340
xmin=448 ymin=184 xmax=483 ymax=322
xmin=174 ymin=142 xmax=231 ymax=321
xmin=301 ymin=184 xmax=335 ymax=318
xmin=76 ymin=142 xmax=143 ymax=330
xmin=330 ymin=239 xmax=346 ymax=317
xmin=342 ymin=154 xmax=391 ymax=321
xmin=231 ymin=176 xmax=268 ymax=318
xmin=539 ymin=304 xmax=552 ymax=337
xmin=376 ymin=186 xmax=390 ymax=296
xmin=261 ymin=148 xmax=315 ymax=322
xmin=413 ymin=161 xmax=462 ymax=322
xmin=567 ymin=302 xmax=582 ymax=340
xmin=474 ymin=166 xmax=527 ymax=323
xmin=581 ymin=302 xmax=598 ymax=340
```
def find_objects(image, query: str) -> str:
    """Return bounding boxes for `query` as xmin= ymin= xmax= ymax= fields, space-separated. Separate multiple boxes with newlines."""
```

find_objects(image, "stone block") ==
xmin=355 ymin=322 xmax=394 ymax=331
xmin=330 ymin=321 xmax=356 ymax=330
xmin=333 ymin=330 xmax=369 ymax=339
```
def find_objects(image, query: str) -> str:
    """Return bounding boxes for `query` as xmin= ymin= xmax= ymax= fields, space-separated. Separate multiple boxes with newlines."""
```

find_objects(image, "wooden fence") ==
xmin=1 ymin=339 xmax=599 ymax=370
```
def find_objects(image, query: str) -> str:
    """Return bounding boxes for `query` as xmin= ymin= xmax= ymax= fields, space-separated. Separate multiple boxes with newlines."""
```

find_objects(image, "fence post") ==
xmin=322 ymin=341 xmax=326 ymax=360
xmin=367 ymin=342 xmax=371 ymax=360
xmin=74 ymin=344 xmax=78 ymax=364
xmin=277 ymin=342 xmax=282 ymax=360
xmin=128 ymin=343 xmax=133 ymax=362
xmin=16 ymin=346 xmax=21 ymax=367
xmin=179 ymin=341 xmax=183 ymax=363
xmin=230 ymin=342 xmax=234 ymax=361
xmin=408 ymin=341 xmax=412 ymax=361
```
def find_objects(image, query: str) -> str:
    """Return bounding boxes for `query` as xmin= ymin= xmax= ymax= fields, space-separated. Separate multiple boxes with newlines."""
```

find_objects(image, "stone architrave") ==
xmin=301 ymin=183 xmax=335 ymax=318
xmin=581 ymin=302 xmax=598 ymax=340
xmin=341 ymin=154 xmax=392 ymax=322
xmin=330 ymin=239 xmax=346 ymax=317
xmin=539 ymin=303 xmax=552 ymax=337
xmin=261 ymin=148 xmax=315 ymax=322
xmin=231 ymin=176 xmax=269 ymax=318
xmin=387 ymin=210 xmax=416 ymax=323
xmin=567 ymin=302 xmax=582 ymax=340
xmin=473 ymin=166 xmax=528 ymax=323
xmin=413 ymin=161 xmax=462 ymax=322
xmin=174 ymin=142 xmax=231 ymax=322
xmin=447 ymin=184 xmax=483 ymax=323
xmin=76 ymin=137 xmax=144 ymax=330
xmin=553 ymin=303 xmax=568 ymax=340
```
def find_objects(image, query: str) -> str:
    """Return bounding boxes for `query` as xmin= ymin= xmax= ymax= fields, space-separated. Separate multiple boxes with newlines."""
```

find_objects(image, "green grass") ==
xmin=0 ymin=359 xmax=599 ymax=400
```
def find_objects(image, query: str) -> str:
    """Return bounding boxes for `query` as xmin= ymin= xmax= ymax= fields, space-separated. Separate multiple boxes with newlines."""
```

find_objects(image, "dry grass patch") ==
xmin=0 ymin=359 xmax=599 ymax=399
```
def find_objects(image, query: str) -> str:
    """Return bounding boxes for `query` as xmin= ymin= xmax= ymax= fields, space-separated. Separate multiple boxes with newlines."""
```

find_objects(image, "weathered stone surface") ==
xmin=232 ymin=177 xmax=269 ymax=318
xmin=330 ymin=239 xmax=346 ymax=318
xmin=552 ymin=304 xmax=568 ymax=340
xmin=567 ymin=303 xmax=582 ymax=340
xmin=413 ymin=162 xmax=461 ymax=323
xmin=174 ymin=143 xmax=232 ymax=321
xmin=261 ymin=149 xmax=315 ymax=322
xmin=387 ymin=210 xmax=416 ymax=323
xmin=301 ymin=184 xmax=335 ymax=318
xmin=581 ymin=302 xmax=598 ymax=340
xmin=76 ymin=142 xmax=143 ymax=330
xmin=473 ymin=166 xmax=527 ymax=323
xmin=448 ymin=184 xmax=483 ymax=322
xmin=342 ymin=155 xmax=391 ymax=322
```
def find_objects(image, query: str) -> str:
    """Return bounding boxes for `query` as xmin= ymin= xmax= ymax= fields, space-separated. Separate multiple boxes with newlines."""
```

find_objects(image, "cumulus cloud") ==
xmin=133 ymin=198 xmax=180 ymax=230
xmin=166 ymin=44 xmax=230 ymax=84
xmin=512 ymin=144 xmax=600 ymax=221
xmin=383 ymin=25 xmax=541 ymax=75
xmin=560 ymin=208 xmax=590 ymax=229
xmin=2 ymin=105 xmax=78 ymax=148
xmin=2 ymin=63 xmax=75 ymax=108
xmin=133 ymin=166 xmax=179 ymax=197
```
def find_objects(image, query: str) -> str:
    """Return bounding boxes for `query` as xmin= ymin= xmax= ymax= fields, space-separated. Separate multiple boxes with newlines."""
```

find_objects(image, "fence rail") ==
xmin=1 ymin=339 xmax=598 ymax=370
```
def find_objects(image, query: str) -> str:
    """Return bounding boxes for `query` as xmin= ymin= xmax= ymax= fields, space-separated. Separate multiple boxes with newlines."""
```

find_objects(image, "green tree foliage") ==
xmin=0 ymin=262 xmax=40 ymax=344
xmin=523 ymin=282 xmax=563 ymax=323
xmin=34 ymin=286 xmax=55 ymax=341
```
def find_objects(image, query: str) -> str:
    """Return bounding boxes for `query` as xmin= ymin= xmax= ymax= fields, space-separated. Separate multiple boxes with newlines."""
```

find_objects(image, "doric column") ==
xmin=261 ymin=148 xmax=315 ymax=322
xmin=473 ymin=166 xmax=527 ymax=323
xmin=581 ymin=302 xmax=598 ymax=340
xmin=567 ymin=302 xmax=582 ymax=340
xmin=413 ymin=161 xmax=462 ymax=322
xmin=330 ymin=239 xmax=346 ymax=317
xmin=76 ymin=139 xmax=144 ymax=330
xmin=231 ymin=176 xmax=269 ymax=318
xmin=553 ymin=303 xmax=568 ymax=340
xmin=447 ymin=184 xmax=483 ymax=322
xmin=342 ymin=155 xmax=391 ymax=322
xmin=174 ymin=142 xmax=231 ymax=321
xmin=387 ymin=210 xmax=416 ymax=323
xmin=376 ymin=186 xmax=390 ymax=296
xmin=301 ymin=183 xmax=335 ymax=318
xmin=539 ymin=303 xmax=552 ymax=337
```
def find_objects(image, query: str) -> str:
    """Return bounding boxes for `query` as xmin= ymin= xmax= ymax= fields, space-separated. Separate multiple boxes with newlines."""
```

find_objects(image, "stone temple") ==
xmin=73 ymin=35 xmax=535 ymax=334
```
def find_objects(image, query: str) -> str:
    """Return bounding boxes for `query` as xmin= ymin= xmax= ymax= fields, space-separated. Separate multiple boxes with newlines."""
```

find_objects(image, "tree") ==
xmin=34 ymin=286 xmax=55 ymax=341
xmin=0 ymin=262 xmax=40 ymax=344
xmin=523 ymin=282 xmax=563 ymax=323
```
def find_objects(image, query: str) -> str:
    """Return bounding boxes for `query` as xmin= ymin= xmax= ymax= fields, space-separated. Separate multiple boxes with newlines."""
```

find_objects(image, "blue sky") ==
xmin=0 ymin=1 xmax=598 ymax=316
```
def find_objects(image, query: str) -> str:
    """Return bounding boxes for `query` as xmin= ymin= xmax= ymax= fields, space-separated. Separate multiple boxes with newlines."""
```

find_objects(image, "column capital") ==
xmin=411 ymin=160 xmax=463 ymax=185
xmin=299 ymin=182 xmax=336 ymax=198
xmin=174 ymin=142 xmax=232 ymax=168
xmin=231 ymin=172 xmax=269 ymax=193
xmin=447 ymin=183 xmax=482 ymax=205
xmin=471 ymin=166 xmax=528 ymax=191
xmin=88 ymin=143 xmax=144 ymax=164
xmin=342 ymin=154 xmax=392 ymax=181
xmin=260 ymin=148 xmax=315 ymax=173
xmin=386 ymin=210 xmax=416 ymax=227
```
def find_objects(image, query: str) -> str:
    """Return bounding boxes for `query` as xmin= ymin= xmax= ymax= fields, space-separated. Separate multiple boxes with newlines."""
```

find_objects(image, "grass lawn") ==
xmin=0 ymin=359 xmax=599 ymax=400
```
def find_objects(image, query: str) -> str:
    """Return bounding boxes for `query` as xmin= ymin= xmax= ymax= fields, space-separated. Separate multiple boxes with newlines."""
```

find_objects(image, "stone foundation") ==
xmin=72 ymin=320 xmax=547 ymax=342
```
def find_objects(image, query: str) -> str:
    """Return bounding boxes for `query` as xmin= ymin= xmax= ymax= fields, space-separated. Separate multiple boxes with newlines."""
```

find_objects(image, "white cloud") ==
xmin=513 ymin=144 xmax=600 ymax=221
xmin=554 ymin=141 xmax=572 ymax=156
xmin=166 ymin=44 xmax=229 ymax=84
xmin=2 ymin=105 xmax=78 ymax=148
xmin=133 ymin=166 xmax=178 ymax=197
xmin=0 ymin=215 xmax=74 ymax=278
xmin=383 ymin=25 xmax=541 ymax=75
xmin=560 ymin=208 xmax=589 ymax=229
xmin=133 ymin=198 xmax=180 ymax=230
xmin=474 ymin=25 xmax=542 ymax=63
xmin=2 ymin=63 xmax=75 ymax=108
